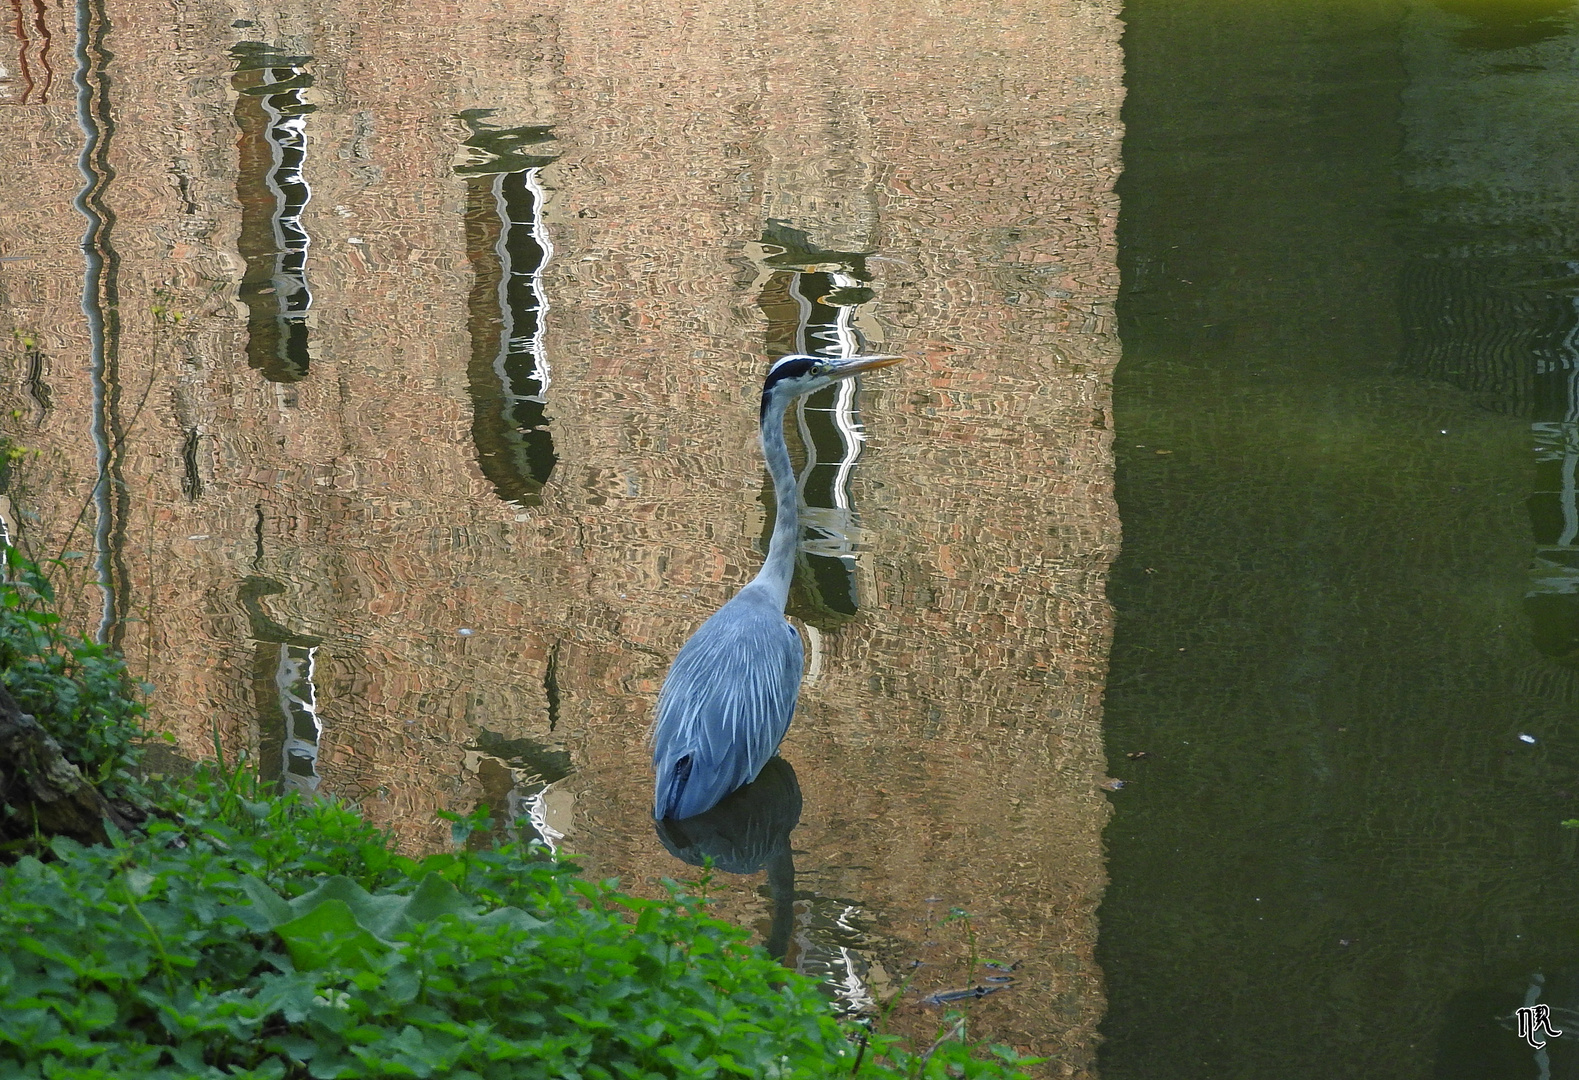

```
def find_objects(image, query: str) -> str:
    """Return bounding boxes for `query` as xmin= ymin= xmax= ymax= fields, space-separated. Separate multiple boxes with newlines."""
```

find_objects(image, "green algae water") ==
xmin=1102 ymin=1 xmax=1579 ymax=1076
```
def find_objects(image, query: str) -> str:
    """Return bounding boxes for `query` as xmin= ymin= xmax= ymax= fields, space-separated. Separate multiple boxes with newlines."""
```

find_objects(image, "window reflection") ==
xmin=456 ymin=112 xmax=559 ymax=507
xmin=262 ymin=643 xmax=323 ymax=796
xmin=1524 ymin=278 xmax=1579 ymax=658
xmin=231 ymin=42 xmax=315 ymax=385
xmin=462 ymin=729 xmax=574 ymax=852
xmin=240 ymin=575 xmax=324 ymax=795
xmin=751 ymin=222 xmax=885 ymax=629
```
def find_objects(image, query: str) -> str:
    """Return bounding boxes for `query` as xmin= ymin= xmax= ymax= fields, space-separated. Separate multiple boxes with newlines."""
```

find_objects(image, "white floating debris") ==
xmin=1519 ymin=733 xmax=1537 ymax=744
xmin=457 ymin=628 xmax=474 ymax=637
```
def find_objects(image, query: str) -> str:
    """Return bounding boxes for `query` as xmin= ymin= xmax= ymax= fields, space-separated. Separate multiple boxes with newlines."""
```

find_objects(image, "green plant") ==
xmin=0 ymin=558 xmax=1037 ymax=1077
xmin=0 ymin=545 xmax=151 ymax=799
xmin=0 ymin=768 xmax=1040 ymax=1078
xmin=150 ymin=287 xmax=188 ymax=326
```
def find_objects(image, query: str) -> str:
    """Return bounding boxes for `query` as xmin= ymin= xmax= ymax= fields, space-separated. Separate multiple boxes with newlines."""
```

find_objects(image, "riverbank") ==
xmin=0 ymin=553 xmax=1036 ymax=1078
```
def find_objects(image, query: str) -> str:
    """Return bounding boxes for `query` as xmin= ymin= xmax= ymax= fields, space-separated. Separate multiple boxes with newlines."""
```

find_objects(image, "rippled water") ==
xmin=1105 ymin=2 xmax=1579 ymax=1077
xmin=9 ymin=0 xmax=1575 ymax=1073
xmin=0 ymin=0 xmax=1119 ymax=1066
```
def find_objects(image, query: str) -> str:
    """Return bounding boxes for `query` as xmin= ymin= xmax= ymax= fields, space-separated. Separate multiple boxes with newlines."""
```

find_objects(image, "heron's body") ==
xmin=651 ymin=353 xmax=900 ymax=820
xmin=652 ymin=584 xmax=802 ymax=819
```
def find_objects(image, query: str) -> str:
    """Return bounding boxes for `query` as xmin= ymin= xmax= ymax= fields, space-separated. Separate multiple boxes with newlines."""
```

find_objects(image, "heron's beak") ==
xmin=828 ymin=354 xmax=905 ymax=377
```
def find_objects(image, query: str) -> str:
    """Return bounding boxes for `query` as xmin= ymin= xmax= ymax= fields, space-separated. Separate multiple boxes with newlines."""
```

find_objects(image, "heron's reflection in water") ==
xmin=654 ymin=758 xmax=880 ymax=1014
xmin=656 ymin=755 xmax=801 ymax=959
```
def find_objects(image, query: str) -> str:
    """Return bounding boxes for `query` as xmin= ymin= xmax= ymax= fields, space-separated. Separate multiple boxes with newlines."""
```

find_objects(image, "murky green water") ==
xmin=1103 ymin=1 xmax=1579 ymax=1076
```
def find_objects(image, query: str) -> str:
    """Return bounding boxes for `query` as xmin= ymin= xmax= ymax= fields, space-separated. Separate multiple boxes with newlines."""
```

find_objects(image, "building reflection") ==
xmin=0 ymin=0 xmax=1121 ymax=1062
xmin=231 ymin=42 xmax=315 ymax=385
xmin=750 ymin=222 xmax=885 ymax=630
xmin=241 ymin=575 xmax=325 ymax=796
xmin=464 ymin=729 xmax=575 ymax=851
xmin=1394 ymin=7 xmax=1579 ymax=668
xmin=457 ymin=112 xmax=559 ymax=508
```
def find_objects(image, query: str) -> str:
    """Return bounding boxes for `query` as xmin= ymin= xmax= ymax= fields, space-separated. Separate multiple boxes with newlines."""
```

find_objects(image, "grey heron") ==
xmin=651 ymin=353 xmax=903 ymax=820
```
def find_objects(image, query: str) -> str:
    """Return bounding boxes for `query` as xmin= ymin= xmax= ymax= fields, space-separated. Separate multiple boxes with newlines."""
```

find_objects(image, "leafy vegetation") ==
xmin=0 ymin=771 xmax=1036 ymax=1078
xmin=0 ymin=545 xmax=151 ymax=800
xmin=0 ymin=554 xmax=1038 ymax=1078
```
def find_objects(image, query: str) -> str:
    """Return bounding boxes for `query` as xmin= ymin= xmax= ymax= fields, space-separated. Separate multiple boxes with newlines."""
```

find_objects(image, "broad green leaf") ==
xmin=288 ymin=876 xmax=411 ymax=939
xmin=384 ymin=962 xmax=421 ymax=1005
xmin=239 ymin=876 xmax=293 ymax=930
xmin=77 ymin=990 xmax=117 ymax=1031
xmin=124 ymin=868 xmax=156 ymax=899
xmin=255 ymin=972 xmax=322 ymax=1024
xmin=401 ymin=872 xmax=474 ymax=925
xmin=475 ymin=907 xmax=546 ymax=933
xmin=264 ymin=1033 xmax=320 ymax=1063
xmin=274 ymin=899 xmax=387 ymax=973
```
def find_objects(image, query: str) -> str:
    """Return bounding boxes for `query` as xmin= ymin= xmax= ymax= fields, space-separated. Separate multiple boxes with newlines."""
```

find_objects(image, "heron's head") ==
xmin=760 ymin=353 xmax=903 ymax=417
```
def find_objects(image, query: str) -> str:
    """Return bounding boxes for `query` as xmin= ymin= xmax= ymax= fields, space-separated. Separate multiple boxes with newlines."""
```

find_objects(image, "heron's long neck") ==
xmin=751 ymin=395 xmax=799 ymax=608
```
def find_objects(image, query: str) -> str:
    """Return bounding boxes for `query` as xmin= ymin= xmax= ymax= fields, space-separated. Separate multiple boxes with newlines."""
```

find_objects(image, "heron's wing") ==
xmin=652 ymin=602 xmax=803 ymax=819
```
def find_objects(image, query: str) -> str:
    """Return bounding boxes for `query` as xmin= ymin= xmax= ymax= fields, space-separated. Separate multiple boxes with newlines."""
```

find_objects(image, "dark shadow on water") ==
xmin=1435 ymin=0 xmax=1576 ymax=51
xmin=655 ymin=755 xmax=801 ymax=960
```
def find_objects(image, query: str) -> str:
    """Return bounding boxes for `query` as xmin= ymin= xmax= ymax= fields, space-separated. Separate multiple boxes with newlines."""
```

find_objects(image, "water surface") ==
xmin=0 ymin=0 xmax=1121 ymax=1064
xmin=1104 ymin=1 xmax=1579 ymax=1076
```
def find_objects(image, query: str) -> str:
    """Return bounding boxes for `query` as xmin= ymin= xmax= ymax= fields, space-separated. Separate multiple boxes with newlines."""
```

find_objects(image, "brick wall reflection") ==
xmin=0 ymin=0 xmax=1119 ymax=1067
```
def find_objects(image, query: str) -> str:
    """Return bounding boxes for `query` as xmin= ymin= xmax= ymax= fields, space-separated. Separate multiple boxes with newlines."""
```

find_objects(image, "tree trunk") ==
xmin=0 ymin=683 xmax=140 ymax=849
